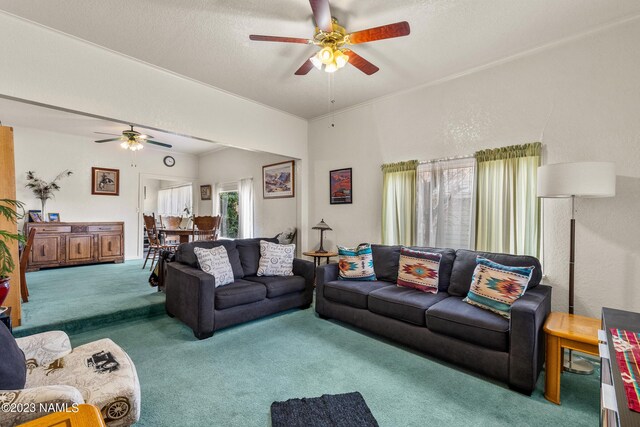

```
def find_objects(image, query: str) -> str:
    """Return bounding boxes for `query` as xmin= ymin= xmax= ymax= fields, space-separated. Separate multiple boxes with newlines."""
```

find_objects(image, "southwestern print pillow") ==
xmin=396 ymin=248 xmax=441 ymax=294
xmin=463 ymin=256 xmax=534 ymax=319
xmin=337 ymin=243 xmax=376 ymax=281
xmin=257 ymin=240 xmax=295 ymax=276
xmin=194 ymin=246 xmax=235 ymax=287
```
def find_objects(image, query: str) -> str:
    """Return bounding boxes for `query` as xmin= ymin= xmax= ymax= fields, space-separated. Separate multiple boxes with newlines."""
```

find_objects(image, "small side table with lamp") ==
xmin=304 ymin=219 xmax=338 ymax=267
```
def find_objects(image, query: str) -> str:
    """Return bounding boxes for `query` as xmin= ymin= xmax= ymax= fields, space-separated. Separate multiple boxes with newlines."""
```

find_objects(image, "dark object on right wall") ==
xmin=315 ymin=244 xmax=551 ymax=395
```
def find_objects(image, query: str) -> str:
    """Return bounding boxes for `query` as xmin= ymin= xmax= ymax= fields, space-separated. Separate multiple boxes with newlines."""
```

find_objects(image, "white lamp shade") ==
xmin=537 ymin=162 xmax=616 ymax=198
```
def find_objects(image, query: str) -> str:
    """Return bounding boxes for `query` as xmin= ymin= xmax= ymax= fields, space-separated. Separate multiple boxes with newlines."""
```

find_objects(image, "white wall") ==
xmin=308 ymin=20 xmax=640 ymax=317
xmin=0 ymin=12 xmax=308 ymax=160
xmin=13 ymin=127 xmax=199 ymax=259
xmin=142 ymin=178 xmax=160 ymax=214
xmin=198 ymin=148 xmax=298 ymax=241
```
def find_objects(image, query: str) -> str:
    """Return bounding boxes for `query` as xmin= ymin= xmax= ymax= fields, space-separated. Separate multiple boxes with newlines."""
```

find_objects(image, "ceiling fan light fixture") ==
xmin=324 ymin=61 xmax=338 ymax=73
xmin=334 ymin=50 xmax=348 ymax=68
xmin=319 ymin=47 xmax=334 ymax=65
xmin=310 ymin=55 xmax=323 ymax=70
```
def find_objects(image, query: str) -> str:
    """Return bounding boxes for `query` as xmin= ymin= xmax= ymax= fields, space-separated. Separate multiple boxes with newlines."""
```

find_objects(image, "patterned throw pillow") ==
xmin=397 ymin=248 xmax=442 ymax=293
xmin=194 ymin=246 xmax=235 ymax=287
xmin=338 ymin=243 xmax=376 ymax=281
xmin=463 ymin=256 xmax=534 ymax=319
xmin=257 ymin=240 xmax=295 ymax=276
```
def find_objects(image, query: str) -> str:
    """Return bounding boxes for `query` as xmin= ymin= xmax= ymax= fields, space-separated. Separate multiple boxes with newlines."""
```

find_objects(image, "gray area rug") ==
xmin=271 ymin=391 xmax=379 ymax=427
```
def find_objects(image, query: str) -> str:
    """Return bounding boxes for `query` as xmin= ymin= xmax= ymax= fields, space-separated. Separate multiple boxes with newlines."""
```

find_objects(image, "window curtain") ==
xmin=416 ymin=157 xmax=476 ymax=249
xmin=381 ymin=160 xmax=418 ymax=245
xmin=475 ymin=142 xmax=541 ymax=256
xmin=238 ymin=178 xmax=254 ymax=239
xmin=157 ymin=185 xmax=192 ymax=216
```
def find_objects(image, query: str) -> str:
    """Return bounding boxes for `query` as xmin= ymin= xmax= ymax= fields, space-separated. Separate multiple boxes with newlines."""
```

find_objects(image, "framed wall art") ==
xmin=330 ymin=168 xmax=352 ymax=205
xmin=263 ymin=160 xmax=295 ymax=199
xmin=91 ymin=167 xmax=120 ymax=196
xmin=200 ymin=185 xmax=212 ymax=201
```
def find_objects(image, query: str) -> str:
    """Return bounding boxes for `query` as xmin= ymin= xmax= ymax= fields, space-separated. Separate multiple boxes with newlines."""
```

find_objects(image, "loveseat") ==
xmin=165 ymin=238 xmax=314 ymax=339
xmin=315 ymin=245 xmax=551 ymax=394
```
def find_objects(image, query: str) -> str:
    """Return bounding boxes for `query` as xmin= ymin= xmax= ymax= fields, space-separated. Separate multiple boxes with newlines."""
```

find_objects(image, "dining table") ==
xmin=160 ymin=228 xmax=193 ymax=244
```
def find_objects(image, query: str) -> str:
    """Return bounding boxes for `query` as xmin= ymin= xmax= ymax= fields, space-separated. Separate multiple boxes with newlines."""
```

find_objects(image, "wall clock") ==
xmin=163 ymin=156 xmax=175 ymax=167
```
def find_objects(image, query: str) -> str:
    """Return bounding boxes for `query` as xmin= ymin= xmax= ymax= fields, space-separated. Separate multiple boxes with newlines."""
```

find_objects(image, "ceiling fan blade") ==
xmin=348 ymin=21 xmax=410 ymax=44
xmin=294 ymin=57 xmax=316 ymax=75
xmin=342 ymin=49 xmax=379 ymax=75
xmin=249 ymin=35 xmax=311 ymax=44
xmin=94 ymin=132 xmax=122 ymax=137
xmin=94 ymin=138 xmax=121 ymax=143
xmin=146 ymin=140 xmax=173 ymax=149
xmin=309 ymin=0 xmax=333 ymax=33
xmin=138 ymin=134 xmax=154 ymax=140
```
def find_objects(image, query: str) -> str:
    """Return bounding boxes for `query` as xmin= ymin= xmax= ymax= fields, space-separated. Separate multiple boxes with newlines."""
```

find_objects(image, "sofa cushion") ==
xmin=409 ymin=246 xmax=456 ymax=292
xmin=0 ymin=322 xmax=26 ymax=390
xmin=236 ymin=238 xmax=278 ymax=276
xmin=426 ymin=297 xmax=510 ymax=352
xmin=338 ymin=243 xmax=376 ymax=281
xmin=244 ymin=275 xmax=306 ymax=298
xmin=397 ymin=248 xmax=442 ymax=294
xmin=371 ymin=244 xmax=402 ymax=282
xmin=214 ymin=279 xmax=267 ymax=310
xmin=193 ymin=246 xmax=235 ymax=287
xmin=323 ymin=280 xmax=393 ymax=309
xmin=257 ymin=240 xmax=295 ymax=277
xmin=464 ymin=257 xmax=534 ymax=319
xmin=175 ymin=240 xmax=244 ymax=279
xmin=368 ymin=286 xmax=449 ymax=326
xmin=448 ymin=249 xmax=542 ymax=297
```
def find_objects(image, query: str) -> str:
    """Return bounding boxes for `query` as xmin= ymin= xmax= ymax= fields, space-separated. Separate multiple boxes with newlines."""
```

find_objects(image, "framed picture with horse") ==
xmin=91 ymin=167 xmax=120 ymax=196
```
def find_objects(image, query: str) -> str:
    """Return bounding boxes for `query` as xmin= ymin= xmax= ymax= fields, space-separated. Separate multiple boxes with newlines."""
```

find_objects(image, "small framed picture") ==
xmin=263 ymin=160 xmax=295 ymax=199
xmin=92 ymin=167 xmax=120 ymax=196
xmin=28 ymin=210 xmax=43 ymax=222
xmin=200 ymin=185 xmax=212 ymax=201
xmin=330 ymin=168 xmax=352 ymax=205
xmin=48 ymin=213 xmax=60 ymax=222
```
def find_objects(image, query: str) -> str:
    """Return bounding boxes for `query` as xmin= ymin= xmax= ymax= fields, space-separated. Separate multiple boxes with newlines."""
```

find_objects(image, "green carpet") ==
xmin=68 ymin=308 xmax=599 ymax=427
xmin=15 ymin=260 xmax=164 ymax=337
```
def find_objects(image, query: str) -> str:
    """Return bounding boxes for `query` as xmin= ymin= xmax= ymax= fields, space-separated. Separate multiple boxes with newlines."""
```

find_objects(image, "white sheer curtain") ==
xmin=416 ymin=158 xmax=476 ymax=249
xmin=238 ymin=178 xmax=254 ymax=238
xmin=157 ymin=185 xmax=192 ymax=216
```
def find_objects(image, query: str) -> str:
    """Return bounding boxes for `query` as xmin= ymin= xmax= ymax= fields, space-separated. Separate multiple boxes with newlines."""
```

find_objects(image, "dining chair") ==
xmin=192 ymin=215 xmax=221 ymax=241
xmin=19 ymin=227 xmax=37 ymax=303
xmin=143 ymin=214 xmax=177 ymax=270
xmin=162 ymin=216 xmax=183 ymax=244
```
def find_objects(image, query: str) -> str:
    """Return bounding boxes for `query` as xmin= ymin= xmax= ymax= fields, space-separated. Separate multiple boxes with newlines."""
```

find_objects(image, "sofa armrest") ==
xmin=0 ymin=385 xmax=84 ymax=426
xmin=16 ymin=331 xmax=72 ymax=366
xmin=508 ymin=284 xmax=552 ymax=394
xmin=315 ymin=263 xmax=340 ymax=315
xmin=165 ymin=262 xmax=216 ymax=339
xmin=293 ymin=258 xmax=315 ymax=292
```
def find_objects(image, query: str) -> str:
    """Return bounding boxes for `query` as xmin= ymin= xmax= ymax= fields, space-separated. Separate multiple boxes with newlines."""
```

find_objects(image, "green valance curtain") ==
xmin=381 ymin=160 xmax=418 ymax=245
xmin=475 ymin=142 xmax=541 ymax=257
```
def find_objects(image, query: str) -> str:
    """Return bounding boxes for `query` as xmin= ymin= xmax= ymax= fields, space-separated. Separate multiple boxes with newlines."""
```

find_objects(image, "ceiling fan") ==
xmin=249 ymin=0 xmax=410 ymax=75
xmin=94 ymin=125 xmax=172 ymax=151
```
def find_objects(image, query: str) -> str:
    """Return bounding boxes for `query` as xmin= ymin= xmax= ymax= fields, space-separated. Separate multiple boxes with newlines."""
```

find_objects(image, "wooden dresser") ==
xmin=24 ymin=221 xmax=124 ymax=271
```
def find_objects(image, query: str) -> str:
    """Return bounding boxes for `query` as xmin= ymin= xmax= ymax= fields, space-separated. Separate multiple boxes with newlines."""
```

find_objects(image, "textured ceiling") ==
xmin=1 ymin=0 xmax=639 ymax=119
xmin=0 ymin=97 xmax=223 ymax=155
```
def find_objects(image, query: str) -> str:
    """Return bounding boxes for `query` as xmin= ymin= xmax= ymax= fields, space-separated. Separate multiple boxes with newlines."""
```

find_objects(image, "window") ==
xmin=219 ymin=191 xmax=239 ymax=239
xmin=416 ymin=158 xmax=476 ymax=249
xmin=157 ymin=185 xmax=192 ymax=216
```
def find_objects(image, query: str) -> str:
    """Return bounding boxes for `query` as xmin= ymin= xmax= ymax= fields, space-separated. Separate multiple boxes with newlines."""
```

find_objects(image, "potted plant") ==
xmin=25 ymin=170 xmax=73 ymax=220
xmin=0 ymin=199 xmax=25 ymax=309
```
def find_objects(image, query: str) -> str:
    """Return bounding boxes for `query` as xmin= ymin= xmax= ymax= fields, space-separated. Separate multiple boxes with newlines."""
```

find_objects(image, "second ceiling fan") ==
xmin=94 ymin=125 xmax=172 ymax=151
xmin=249 ymin=0 xmax=410 ymax=75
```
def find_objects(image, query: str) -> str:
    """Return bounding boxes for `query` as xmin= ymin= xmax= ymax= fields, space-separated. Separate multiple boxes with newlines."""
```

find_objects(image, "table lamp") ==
xmin=312 ymin=219 xmax=332 ymax=253
xmin=537 ymin=161 xmax=616 ymax=373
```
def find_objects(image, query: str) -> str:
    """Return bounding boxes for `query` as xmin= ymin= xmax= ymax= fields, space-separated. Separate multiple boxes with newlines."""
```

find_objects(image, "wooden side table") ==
xmin=543 ymin=311 xmax=600 ymax=404
xmin=18 ymin=404 xmax=106 ymax=426
xmin=303 ymin=251 xmax=338 ymax=267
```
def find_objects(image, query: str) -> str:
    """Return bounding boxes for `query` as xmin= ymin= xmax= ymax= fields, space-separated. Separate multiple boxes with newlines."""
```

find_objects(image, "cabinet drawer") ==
xmin=66 ymin=235 xmax=94 ymax=261
xmin=88 ymin=225 xmax=123 ymax=232
xmin=99 ymin=234 xmax=123 ymax=259
xmin=30 ymin=225 xmax=72 ymax=233
xmin=31 ymin=236 xmax=62 ymax=263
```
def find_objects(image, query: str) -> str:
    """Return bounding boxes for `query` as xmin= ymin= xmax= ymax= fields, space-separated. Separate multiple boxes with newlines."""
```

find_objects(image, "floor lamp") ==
xmin=537 ymin=161 xmax=616 ymax=374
